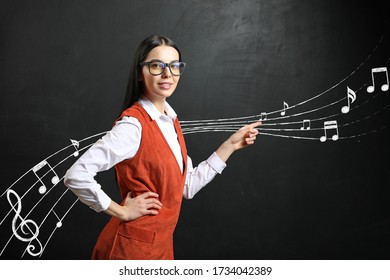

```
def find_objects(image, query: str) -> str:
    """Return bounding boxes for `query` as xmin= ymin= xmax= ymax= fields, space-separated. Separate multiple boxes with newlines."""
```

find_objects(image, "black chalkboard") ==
xmin=1 ymin=0 xmax=389 ymax=260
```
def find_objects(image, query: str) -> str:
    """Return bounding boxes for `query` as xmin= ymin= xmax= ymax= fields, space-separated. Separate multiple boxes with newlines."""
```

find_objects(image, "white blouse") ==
xmin=64 ymin=96 xmax=227 ymax=212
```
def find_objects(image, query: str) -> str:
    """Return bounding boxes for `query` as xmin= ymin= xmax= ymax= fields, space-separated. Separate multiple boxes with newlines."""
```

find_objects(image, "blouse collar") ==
xmin=138 ymin=95 xmax=177 ymax=121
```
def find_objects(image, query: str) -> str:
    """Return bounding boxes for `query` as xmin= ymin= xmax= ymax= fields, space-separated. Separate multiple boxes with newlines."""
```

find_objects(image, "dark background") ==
xmin=1 ymin=0 xmax=389 ymax=259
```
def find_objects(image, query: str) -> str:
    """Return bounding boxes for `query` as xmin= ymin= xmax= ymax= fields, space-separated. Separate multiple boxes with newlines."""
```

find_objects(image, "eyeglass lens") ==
xmin=148 ymin=61 xmax=185 ymax=76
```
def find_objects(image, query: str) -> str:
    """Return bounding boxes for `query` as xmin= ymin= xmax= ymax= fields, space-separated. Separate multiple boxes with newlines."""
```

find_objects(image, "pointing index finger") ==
xmin=249 ymin=121 xmax=262 ymax=128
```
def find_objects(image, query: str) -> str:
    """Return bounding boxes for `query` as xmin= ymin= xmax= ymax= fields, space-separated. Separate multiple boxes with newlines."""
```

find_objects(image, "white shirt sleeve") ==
xmin=183 ymin=152 xmax=227 ymax=199
xmin=64 ymin=117 xmax=141 ymax=212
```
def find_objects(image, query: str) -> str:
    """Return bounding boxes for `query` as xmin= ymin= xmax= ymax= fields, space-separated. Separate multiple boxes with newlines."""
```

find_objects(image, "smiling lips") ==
xmin=158 ymin=82 xmax=173 ymax=90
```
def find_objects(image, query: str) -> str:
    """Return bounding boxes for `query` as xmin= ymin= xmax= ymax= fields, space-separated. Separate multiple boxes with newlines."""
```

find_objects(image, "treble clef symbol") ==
xmin=6 ymin=189 xmax=43 ymax=257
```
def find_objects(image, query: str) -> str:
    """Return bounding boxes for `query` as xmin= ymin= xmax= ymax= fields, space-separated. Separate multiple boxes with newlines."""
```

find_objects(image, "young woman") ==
xmin=64 ymin=35 xmax=261 ymax=260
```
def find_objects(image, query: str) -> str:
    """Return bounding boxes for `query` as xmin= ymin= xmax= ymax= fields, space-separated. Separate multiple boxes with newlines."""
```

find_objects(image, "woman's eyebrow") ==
xmin=147 ymin=59 xmax=180 ymax=63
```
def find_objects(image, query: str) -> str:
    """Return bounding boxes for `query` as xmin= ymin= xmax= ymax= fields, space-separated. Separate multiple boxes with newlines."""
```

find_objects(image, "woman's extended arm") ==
xmin=183 ymin=121 xmax=261 ymax=199
xmin=215 ymin=121 xmax=261 ymax=162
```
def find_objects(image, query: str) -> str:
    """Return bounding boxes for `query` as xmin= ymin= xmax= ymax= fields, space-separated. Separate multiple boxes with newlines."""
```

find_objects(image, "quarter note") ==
xmin=281 ymin=101 xmax=289 ymax=116
xmin=367 ymin=67 xmax=389 ymax=93
xmin=52 ymin=210 xmax=63 ymax=228
xmin=32 ymin=160 xmax=59 ymax=194
xmin=320 ymin=120 xmax=339 ymax=142
xmin=70 ymin=139 xmax=80 ymax=157
xmin=341 ymin=86 xmax=356 ymax=114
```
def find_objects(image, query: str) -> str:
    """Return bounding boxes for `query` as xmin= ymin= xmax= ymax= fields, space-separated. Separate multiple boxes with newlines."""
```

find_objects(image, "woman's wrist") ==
xmin=104 ymin=201 xmax=127 ymax=221
xmin=215 ymin=139 xmax=236 ymax=163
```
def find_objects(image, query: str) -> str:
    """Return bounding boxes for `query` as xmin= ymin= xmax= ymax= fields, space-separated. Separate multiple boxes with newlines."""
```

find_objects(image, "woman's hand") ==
xmin=104 ymin=191 xmax=162 ymax=222
xmin=122 ymin=191 xmax=162 ymax=221
xmin=229 ymin=121 xmax=261 ymax=151
xmin=215 ymin=121 xmax=261 ymax=162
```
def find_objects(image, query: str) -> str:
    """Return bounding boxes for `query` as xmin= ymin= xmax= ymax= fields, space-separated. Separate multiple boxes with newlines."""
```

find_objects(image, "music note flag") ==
xmin=320 ymin=120 xmax=339 ymax=142
xmin=341 ymin=86 xmax=356 ymax=114
xmin=32 ymin=160 xmax=60 ymax=195
xmin=280 ymin=101 xmax=289 ymax=116
xmin=70 ymin=139 xmax=80 ymax=157
xmin=367 ymin=67 xmax=389 ymax=93
xmin=300 ymin=119 xmax=311 ymax=130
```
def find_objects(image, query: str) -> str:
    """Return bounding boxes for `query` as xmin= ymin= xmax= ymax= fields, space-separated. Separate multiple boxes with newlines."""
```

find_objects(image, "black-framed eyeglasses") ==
xmin=140 ymin=59 xmax=186 ymax=76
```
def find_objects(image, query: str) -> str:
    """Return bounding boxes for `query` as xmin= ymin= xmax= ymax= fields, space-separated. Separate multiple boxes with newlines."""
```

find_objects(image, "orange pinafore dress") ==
xmin=91 ymin=102 xmax=187 ymax=260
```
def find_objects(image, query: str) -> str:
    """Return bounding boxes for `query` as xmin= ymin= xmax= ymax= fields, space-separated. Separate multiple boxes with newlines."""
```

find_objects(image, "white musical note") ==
xmin=70 ymin=139 xmax=80 ymax=157
xmin=6 ymin=189 xmax=43 ymax=257
xmin=32 ymin=160 xmax=59 ymax=194
xmin=300 ymin=119 xmax=311 ymax=130
xmin=280 ymin=101 xmax=289 ymax=116
xmin=341 ymin=86 xmax=357 ymax=114
xmin=52 ymin=210 xmax=63 ymax=228
xmin=259 ymin=112 xmax=267 ymax=121
xmin=367 ymin=67 xmax=389 ymax=93
xmin=320 ymin=120 xmax=339 ymax=142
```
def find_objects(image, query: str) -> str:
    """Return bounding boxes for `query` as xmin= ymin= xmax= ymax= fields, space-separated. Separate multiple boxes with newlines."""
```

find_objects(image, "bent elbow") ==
xmin=63 ymin=168 xmax=76 ymax=189
xmin=183 ymin=190 xmax=195 ymax=200
xmin=63 ymin=170 xmax=70 ymax=187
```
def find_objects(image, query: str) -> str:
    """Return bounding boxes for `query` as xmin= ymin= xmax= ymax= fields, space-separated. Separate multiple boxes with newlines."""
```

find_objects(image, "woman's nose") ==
xmin=161 ymin=66 xmax=171 ymax=78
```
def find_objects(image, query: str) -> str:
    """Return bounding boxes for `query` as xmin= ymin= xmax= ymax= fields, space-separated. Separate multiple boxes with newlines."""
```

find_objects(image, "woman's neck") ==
xmin=143 ymin=94 xmax=166 ymax=115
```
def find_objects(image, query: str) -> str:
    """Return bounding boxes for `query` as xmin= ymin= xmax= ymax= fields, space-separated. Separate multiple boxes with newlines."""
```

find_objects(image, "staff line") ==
xmin=0 ymin=143 xmax=94 ymax=228
xmin=181 ymin=82 xmax=372 ymax=128
xmin=37 ymin=198 xmax=79 ymax=259
xmin=21 ymin=189 xmax=78 ymax=258
xmin=0 ymin=132 xmax=107 ymax=198
xmin=182 ymin=89 xmax=385 ymax=132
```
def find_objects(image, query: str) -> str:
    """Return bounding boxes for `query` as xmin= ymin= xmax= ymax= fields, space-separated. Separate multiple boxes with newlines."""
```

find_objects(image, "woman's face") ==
xmin=140 ymin=45 xmax=181 ymax=102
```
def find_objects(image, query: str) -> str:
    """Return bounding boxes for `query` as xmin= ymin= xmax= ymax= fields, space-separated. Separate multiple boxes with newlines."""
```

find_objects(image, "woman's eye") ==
xmin=171 ymin=63 xmax=179 ymax=69
xmin=151 ymin=63 xmax=163 ymax=69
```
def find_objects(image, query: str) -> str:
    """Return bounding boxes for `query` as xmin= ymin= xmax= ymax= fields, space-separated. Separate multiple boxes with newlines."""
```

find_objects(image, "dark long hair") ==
xmin=120 ymin=35 xmax=183 ymax=113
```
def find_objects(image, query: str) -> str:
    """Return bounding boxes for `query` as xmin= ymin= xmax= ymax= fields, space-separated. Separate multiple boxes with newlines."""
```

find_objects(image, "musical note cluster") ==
xmin=180 ymin=64 xmax=389 ymax=142
xmin=0 ymin=134 xmax=102 ymax=258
